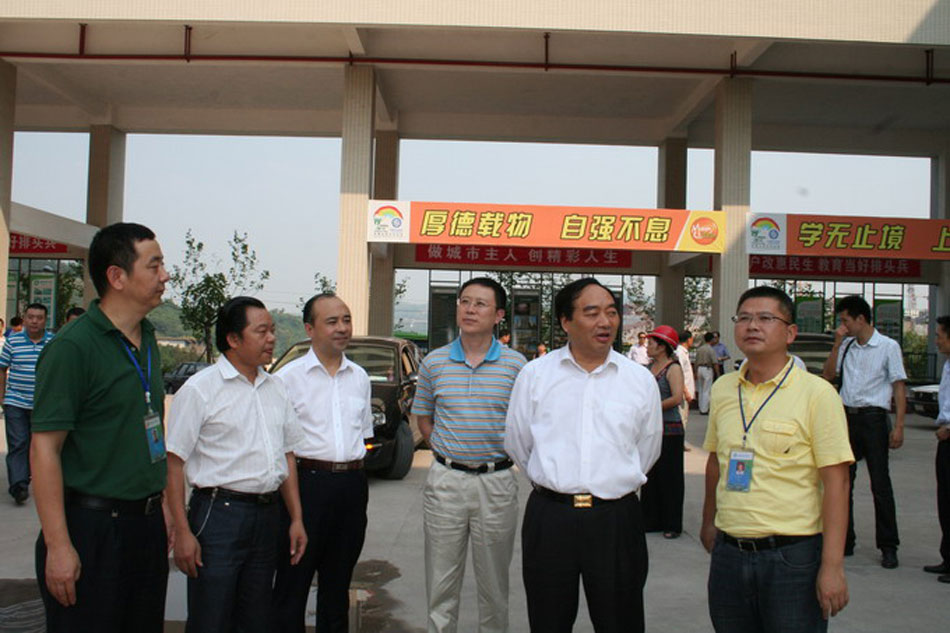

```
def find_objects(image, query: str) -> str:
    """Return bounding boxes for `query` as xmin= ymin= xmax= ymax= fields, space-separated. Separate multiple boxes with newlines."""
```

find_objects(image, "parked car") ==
xmin=163 ymin=361 xmax=210 ymax=394
xmin=270 ymin=336 xmax=423 ymax=480
xmin=908 ymin=384 xmax=940 ymax=418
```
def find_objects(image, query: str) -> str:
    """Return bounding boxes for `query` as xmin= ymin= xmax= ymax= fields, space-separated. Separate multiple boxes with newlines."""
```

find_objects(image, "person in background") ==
xmin=676 ymin=329 xmax=696 ymax=431
xmin=695 ymin=332 xmax=721 ymax=415
xmin=639 ymin=325 xmax=686 ymax=539
xmin=535 ymin=342 xmax=548 ymax=358
xmin=7 ymin=316 xmax=23 ymax=337
xmin=498 ymin=330 xmax=511 ymax=347
xmin=924 ymin=314 xmax=950 ymax=584
xmin=712 ymin=331 xmax=731 ymax=375
xmin=0 ymin=302 xmax=54 ymax=504
xmin=628 ymin=331 xmax=650 ymax=366
xmin=64 ymin=307 xmax=86 ymax=324
xmin=822 ymin=295 xmax=906 ymax=569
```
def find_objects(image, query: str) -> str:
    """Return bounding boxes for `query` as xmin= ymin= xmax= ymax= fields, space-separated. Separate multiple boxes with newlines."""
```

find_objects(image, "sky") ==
xmin=10 ymin=132 xmax=933 ymax=309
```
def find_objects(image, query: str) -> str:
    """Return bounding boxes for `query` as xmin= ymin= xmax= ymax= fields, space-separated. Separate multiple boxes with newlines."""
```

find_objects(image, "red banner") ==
xmin=9 ymin=232 xmax=68 ymax=254
xmin=786 ymin=216 xmax=950 ymax=260
xmin=750 ymin=254 xmax=921 ymax=278
xmin=416 ymin=244 xmax=633 ymax=268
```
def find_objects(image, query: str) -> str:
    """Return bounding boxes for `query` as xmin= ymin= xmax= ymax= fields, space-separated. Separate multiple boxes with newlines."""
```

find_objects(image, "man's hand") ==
xmin=163 ymin=499 xmax=176 ymax=553
xmin=937 ymin=426 xmax=950 ymax=442
xmin=700 ymin=522 xmax=718 ymax=553
xmin=889 ymin=426 xmax=904 ymax=449
xmin=173 ymin=528 xmax=202 ymax=578
xmin=816 ymin=561 xmax=849 ymax=619
xmin=45 ymin=542 xmax=81 ymax=607
xmin=288 ymin=519 xmax=308 ymax=565
xmin=833 ymin=324 xmax=848 ymax=345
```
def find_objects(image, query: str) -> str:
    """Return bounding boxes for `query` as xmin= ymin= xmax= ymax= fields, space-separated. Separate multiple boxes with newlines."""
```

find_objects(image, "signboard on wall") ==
xmin=371 ymin=200 xmax=726 ymax=253
xmin=874 ymin=299 xmax=903 ymax=343
xmin=416 ymin=245 xmax=633 ymax=269
xmin=29 ymin=272 xmax=56 ymax=328
xmin=749 ymin=255 xmax=921 ymax=279
xmin=795 ymin=296 xmax=824 ymax=333
xmin=748 ymin=213 xmax=950 ymax=260
xmin=9 ymin=233 xmax=68 ymax=254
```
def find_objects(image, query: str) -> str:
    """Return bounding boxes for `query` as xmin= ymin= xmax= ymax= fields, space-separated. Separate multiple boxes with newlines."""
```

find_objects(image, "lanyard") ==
xmin=118 ymin=336 xmax=152 ymax=407
xmin=737 ymin=363 xmax=794 ymax=447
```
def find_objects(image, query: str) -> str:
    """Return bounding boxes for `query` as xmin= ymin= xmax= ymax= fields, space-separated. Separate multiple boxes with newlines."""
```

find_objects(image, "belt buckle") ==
xmin=573 ymin=494 xmax=593 ymax=509
xmin=332 ymin=462 xmax=348 ymax=473
xmin=257 ymin=494 xmax=270 ymax=504
xmin=736 ymin=538 xmax=757 ymax=552
xmin=144 ymin=494 xmax=162 ymax=515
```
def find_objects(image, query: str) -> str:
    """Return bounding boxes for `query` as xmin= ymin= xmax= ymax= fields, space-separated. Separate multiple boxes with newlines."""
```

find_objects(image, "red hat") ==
xmin=647 ymin=325 xmax=679 ymax=348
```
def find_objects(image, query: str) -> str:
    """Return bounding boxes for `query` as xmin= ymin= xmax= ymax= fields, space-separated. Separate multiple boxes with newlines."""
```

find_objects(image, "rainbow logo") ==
xmin=750 ymin=217 xmax=780 ymax=240
xmin=374 ymin=205 xmax=404 ymax=228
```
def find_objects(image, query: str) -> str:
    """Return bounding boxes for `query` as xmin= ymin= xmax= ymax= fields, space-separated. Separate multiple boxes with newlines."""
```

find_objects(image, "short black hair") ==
xmin=835 ymin=295 xmax=871 ymax=323
xmin=24 ymin=302 xmax=48 ymax=315
xmin=302 ymin=292 xmax=336 ymax=325
xmin=737 ymin=286 xmax=796 ymax=322
xmin=654 ymin=338 xmax=675 ymax=358
xmin=65 ymin=307 xmax=86 ymax=320
xmin=937 ymin=315 xmax=950 ymax=337
xmin=459 ymin=277 xmax=507 ymax=311
xmin=554 ymin=277 xmax=618 ymax=322
xmin=678 ymin=329 xmax=693 ymax=344
xmin=704 ymin=332 xmax=716 ymax=343
xmin=88 ymin=223 xmax=157 ymax=297
xmin=10 ymin=316 xmax=22 ymax=327
xmin=216 ymin=296 xmax=266 ymax=353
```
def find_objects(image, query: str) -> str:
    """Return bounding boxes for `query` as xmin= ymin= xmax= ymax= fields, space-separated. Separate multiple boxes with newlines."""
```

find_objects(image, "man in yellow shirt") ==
xmin=701 ymin=286 xmax=853 ymax=633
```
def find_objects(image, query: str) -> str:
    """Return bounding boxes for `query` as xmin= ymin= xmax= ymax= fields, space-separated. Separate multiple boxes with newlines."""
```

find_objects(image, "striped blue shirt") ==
xmin=412 ymin=337 xmax=525 ymax=464
xmin=0 ymin=330 xmax=55 ymax=409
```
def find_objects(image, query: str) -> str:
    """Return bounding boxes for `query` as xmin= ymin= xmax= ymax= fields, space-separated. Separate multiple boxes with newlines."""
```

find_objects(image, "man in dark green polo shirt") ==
xmin=31 ymin=223 xmax=171 ymax=633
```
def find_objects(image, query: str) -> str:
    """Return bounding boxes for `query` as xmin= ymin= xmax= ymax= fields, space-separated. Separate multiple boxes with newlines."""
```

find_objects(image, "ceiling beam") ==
xmin=16 ymin=63 xmax=111 ymax=121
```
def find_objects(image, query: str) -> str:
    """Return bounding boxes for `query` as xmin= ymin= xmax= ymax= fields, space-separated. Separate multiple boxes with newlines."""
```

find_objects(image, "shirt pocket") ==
xmin=347 ymin=396 xmax=367 ymax=429
xmin=600 ymin=400 xmax=638 ymax=452
xmin=756 ymin=420 xmax=798 ymax=456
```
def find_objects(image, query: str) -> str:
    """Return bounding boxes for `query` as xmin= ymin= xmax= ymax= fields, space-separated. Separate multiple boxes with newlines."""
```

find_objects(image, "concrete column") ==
xmin=0 ymin=61 xmax=15 ymax=321
xmin=711 ymin=79 xmax=752 ymax=357
xmin=368 ymin=130 xmax=399 ymax=336
xmin=655 ymin=138 xmax=687 ymax=327
xmin=84 ymin=125 xmax=126 ymax=304
xmin=929 ymin=148 xmax=950 ymax=357
xmin=337 ymin=65 xmax=376 ymax=335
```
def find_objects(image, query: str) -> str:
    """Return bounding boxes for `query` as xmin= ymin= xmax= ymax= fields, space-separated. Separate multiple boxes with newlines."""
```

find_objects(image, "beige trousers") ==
xmin=423 ymin=459 xmax=519 ymax=633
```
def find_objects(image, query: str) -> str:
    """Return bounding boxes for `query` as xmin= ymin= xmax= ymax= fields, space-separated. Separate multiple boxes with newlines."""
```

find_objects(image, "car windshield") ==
xmin=347 ymin=344 xmax=397 ymax=382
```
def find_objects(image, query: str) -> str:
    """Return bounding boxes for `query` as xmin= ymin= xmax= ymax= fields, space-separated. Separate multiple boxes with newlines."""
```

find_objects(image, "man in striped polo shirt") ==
xmin=0 ymin=302 xmax=54 ymax=504
xmin=412 ymin=277 xmax=526 ymax=633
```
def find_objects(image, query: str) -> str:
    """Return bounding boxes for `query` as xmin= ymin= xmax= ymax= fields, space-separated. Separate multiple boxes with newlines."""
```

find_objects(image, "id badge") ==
xmin=726 ymin=449 xmax=754 ymax=492
xmin=144 ymin=411 xmax=166 ymax=463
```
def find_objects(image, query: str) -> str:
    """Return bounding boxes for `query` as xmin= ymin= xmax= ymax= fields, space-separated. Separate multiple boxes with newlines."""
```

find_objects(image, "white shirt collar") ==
xmin=216 ymin=354 xmax=270 ymax=386
xmin=301 ymin=346 xmax=354 ymax=375
xmin=557 ymin=343 xmax=619 ymax=375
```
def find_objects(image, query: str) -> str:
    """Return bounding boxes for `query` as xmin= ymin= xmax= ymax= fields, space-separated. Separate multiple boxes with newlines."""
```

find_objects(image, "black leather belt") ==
xmin=434 ymin=453 xmax=513 ymax=475
xmin=297 ymin=457 xmax=364 ymax=472
xmin=722 ymin=532 xmax=817 ymax=552
xmin=192 ymin=487 xmax=278 ymax=505
xmin=844 ymin=405 xmax=887 ymax=416
xmin=532 ymin=485 xmax=633 ymax=509
xmin=66 ymin=490 xmax=163 ymax=516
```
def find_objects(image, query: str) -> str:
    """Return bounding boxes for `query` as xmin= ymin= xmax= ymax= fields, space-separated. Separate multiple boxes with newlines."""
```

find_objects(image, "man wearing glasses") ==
xmin=702 ymin=286 xmax=852 ymax=632
xmin=412 ymin=277 xmax=526 ymax=633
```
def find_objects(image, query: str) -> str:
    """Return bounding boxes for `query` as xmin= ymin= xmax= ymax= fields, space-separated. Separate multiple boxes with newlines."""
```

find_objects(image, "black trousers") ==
xmin=36 ymin=503 xmax=168 ymax=633
xmin=270 ymin=467 xmax=368 ymax=633
xmin=521 ymin=489 xmax=648 ymax=633
xmin=937 ymin=438 xmax=950 ymax=565
xmin=640 ymin=433 xmax=685 ymax=534
xmin=846 ymin=410 xmax=900 ymax=550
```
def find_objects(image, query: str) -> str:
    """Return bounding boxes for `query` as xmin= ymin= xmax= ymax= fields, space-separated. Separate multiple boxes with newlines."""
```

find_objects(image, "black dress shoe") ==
xmin=881 ymin=548 xmax=899 ymax=569
xmin=924 ymin=562 xmax=950 ymax=574
xmin=12 ymin=486 xmax=28 ymax=505
xmin=844 ymin=544 xmax=854 ymax=557
xmin=939 ymin=574 xmax=950 ymax=584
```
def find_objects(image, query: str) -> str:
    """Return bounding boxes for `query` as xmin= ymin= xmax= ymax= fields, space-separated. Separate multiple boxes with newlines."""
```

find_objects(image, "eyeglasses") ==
xmin=731 ymin=313 xmax=792 ymax=326
xmin=458 ymin=297 xmax=494 ymax=311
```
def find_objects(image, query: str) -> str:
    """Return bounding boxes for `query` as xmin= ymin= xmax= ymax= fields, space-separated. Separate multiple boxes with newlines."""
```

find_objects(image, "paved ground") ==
xmin=2 ymin=407 xmax=948 ymax=631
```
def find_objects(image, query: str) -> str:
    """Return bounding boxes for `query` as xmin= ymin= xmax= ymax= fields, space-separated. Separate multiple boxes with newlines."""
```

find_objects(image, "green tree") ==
xmin=684 ymin=276 xmax=713 ymax=332
xmin=170 ymin=230 xmax=270 ymax=363
xmin=54 ymin=260 xmax=84 ymax=327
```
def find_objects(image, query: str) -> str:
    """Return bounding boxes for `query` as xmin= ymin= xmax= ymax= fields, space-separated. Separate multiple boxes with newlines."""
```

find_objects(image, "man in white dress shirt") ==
xmin=677 ymin=329 xmax=696 ymax=427
xmin=627 ymin=331 xmax=650 ymax=365
xmin=271 ymin=293 xmax=373 ymax=633
xmin=166 ymin=296 xmax=307 ymax=633
xmin=822 ymin=294 xmax=906 ymax=569
xmin=505 ymin=277 xmax=663 ymax=633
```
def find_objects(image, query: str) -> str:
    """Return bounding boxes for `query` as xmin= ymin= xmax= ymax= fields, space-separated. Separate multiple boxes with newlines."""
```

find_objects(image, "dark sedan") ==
xmin=163 ymin=361 xmax=210 ymax=394
xmin=270 ymin=336 xmax=423 ymax=480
